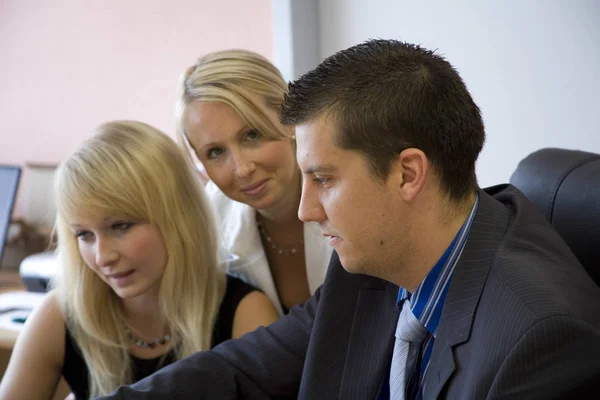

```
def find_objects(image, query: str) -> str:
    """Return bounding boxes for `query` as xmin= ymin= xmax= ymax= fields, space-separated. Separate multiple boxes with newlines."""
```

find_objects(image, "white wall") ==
xmin=318 ymin=0 xmax=600 ymax=187
xmin=272 ymin=0 xmax=320 ymax=82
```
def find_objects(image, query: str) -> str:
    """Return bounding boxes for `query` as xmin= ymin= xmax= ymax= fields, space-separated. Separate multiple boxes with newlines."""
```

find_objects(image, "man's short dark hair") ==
xmin=280 ymin=39 xmax=485 ymax=201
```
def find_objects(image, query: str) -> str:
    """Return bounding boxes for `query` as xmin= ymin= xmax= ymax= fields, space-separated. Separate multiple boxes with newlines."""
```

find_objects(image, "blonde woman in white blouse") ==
xmin=176 ymin=50 xmax=333 ymax=315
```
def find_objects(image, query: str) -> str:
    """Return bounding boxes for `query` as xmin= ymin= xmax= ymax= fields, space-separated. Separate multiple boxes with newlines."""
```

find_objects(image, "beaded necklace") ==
xmin=256 ymin=214 xmax=303 ymax=256
xmin=124 ymin=325 xmax=172 ymax=349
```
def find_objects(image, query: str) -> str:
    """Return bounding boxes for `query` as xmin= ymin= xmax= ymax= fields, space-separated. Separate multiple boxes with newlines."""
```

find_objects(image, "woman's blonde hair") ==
xmin=52 ymin=121 xmax=226 ymax=398
xmin=175 ymin=49 xmax=291 ymax=154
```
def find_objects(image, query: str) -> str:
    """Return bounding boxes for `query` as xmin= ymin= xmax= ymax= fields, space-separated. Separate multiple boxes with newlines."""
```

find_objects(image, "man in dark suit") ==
xmin=99 ymin=40 xmax=600 ymax=399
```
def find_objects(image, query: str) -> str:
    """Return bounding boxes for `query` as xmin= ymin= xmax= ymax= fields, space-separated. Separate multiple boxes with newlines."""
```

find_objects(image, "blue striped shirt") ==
xmin=381 ymin=193 xmax=479 ymax=399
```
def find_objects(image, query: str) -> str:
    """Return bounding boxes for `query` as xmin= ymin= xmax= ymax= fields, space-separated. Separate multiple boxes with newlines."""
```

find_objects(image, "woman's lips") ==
xmin=107 ymin=270 xmax=135 ymax=287
xmin=241 ymin=179 xmax=269 ymax=196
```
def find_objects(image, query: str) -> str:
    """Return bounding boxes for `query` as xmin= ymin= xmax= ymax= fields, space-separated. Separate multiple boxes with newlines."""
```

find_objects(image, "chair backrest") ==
xmin=509 ymin=148 xmax=600 ymax=286
xmin=0 ymin=165 xmax=21 ymax=264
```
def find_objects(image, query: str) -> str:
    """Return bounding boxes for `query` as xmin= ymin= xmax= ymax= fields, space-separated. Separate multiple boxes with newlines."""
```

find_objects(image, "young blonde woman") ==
xmin=176 ymin=50 xmax=333 ymax=315
xmin=0 ymin=121 xmax=278 ymax=400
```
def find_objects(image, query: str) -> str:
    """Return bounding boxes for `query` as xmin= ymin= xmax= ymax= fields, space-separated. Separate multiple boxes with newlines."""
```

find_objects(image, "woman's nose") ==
xmin=233 ymin=153 xmax=256 ymax=179
xmin=95 ymin=237 xmax=119 ymax=267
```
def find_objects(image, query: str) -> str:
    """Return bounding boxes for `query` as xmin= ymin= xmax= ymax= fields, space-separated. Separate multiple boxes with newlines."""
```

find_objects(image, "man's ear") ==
xmin=392 ymin=148 xmax=428 ymax=201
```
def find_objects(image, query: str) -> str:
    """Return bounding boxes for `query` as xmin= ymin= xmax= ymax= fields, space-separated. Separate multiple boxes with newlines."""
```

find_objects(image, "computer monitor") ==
xmin=0 ymin=166 xmax=21 ymax=265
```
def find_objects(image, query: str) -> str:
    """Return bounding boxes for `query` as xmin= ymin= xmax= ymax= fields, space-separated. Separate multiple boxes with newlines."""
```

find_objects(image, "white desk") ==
xmin=0 ymin=271 xmax=31 ymax=349
xmin=0 ymin=290 xmax=44 ymax=349
xmin=0 ymin=271 xmax=70 ymax=399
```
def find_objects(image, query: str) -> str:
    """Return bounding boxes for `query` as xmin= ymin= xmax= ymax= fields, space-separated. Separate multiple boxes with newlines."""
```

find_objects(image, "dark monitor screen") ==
xmin=0 ymin=166 xmax=21 ymax=264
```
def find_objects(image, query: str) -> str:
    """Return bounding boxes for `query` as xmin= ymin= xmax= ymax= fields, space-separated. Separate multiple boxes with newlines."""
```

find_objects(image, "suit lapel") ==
xmin=339 ymin=279 xmax=399 ymax=399
xmin=423 ymin=188 xmax=509 ymax=399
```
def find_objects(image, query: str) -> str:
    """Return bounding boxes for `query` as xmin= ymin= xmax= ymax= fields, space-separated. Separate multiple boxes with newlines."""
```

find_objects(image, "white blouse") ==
xmin=205 ymin=181 xmax=333 ymax=316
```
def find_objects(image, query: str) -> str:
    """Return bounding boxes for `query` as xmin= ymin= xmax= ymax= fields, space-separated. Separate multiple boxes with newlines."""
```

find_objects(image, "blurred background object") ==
xmin=1 ymin=164 xmax=57 ymax=290
xmin=0 ymin=166 xmax=21 ymax=269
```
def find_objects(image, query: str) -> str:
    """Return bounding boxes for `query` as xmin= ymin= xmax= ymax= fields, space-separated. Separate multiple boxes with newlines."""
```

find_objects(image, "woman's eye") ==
xmin=245 ymin=130 xmax=260 ymax=141
xmin=207 ymin=147 xmax=225 ymax=159
xmin=112 ymin=222 xmax=133 ymax=232
xmin=75 ymin=231 xmax=92 ymax=241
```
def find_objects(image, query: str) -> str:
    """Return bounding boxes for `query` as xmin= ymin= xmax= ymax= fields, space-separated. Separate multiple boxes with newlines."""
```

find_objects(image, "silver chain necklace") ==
xmin=256 ymin=214 xmax=303 ymax=256
xmin=124 ymin=325 xmax=172 ymax=349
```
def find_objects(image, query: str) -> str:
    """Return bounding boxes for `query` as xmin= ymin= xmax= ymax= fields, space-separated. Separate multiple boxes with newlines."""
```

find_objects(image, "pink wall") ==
xmin=0 ymin=0 xmax=273 ymax=217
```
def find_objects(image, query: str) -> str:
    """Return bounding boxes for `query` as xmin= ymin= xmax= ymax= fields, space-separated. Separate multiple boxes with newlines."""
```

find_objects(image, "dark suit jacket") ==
xmin=99 ymin=185 xmax=600 ymax=399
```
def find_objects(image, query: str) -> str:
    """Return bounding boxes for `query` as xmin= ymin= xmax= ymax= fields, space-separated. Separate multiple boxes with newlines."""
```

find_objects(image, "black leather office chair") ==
xmin=510 ymin=148 xmax=600 ymax=287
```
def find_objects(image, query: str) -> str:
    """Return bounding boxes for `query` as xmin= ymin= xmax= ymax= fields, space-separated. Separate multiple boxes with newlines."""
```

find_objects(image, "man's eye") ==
xmin=207 ymin=148 xmax=225 ymax=159
xmin=314 ymin=176 xmax=329 ymax=186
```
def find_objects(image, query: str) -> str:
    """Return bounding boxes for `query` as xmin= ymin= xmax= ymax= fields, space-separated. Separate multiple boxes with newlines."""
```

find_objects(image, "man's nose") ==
xmin=298 ymin=182 xmax=326 ymax=223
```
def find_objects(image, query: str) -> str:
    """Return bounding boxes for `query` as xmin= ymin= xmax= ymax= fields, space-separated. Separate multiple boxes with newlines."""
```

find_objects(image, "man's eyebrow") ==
xmin=303 ymin=165 xmax=337 ymax=174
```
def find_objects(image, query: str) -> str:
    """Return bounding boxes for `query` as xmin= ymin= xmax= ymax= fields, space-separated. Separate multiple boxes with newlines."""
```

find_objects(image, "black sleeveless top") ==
xmin=62 ymin=276 xmax=257 ymax=399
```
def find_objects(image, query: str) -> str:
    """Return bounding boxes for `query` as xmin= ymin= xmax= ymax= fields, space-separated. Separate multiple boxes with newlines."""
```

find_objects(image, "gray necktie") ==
xmin=389 ymin=299 xmax=429 ymax=400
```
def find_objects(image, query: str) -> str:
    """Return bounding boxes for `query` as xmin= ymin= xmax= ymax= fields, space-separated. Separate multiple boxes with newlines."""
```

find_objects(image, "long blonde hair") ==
xmin=175 ymin=49 xmax=291 ymax=156
xmin=52 ymin=121 xmax=226 ymax=398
